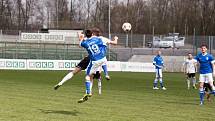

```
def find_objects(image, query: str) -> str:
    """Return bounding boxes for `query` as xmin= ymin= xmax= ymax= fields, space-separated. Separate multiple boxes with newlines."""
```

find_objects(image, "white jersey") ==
xmin=98 ymin=36 xmax=111 ymax=45
xmin=184 ymin=59 xmax=196 ymax=73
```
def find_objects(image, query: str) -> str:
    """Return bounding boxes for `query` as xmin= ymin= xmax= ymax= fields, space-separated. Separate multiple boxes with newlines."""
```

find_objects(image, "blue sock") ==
xmin=153 ymin=82 xmax=158 ymax=87
xmin=199 ymin=89 xmax=205 ymax=103
xmin=102 ymin=65 xmax=108 ymax=76
xmin=85 ymin=81 xmax=91 ymax=94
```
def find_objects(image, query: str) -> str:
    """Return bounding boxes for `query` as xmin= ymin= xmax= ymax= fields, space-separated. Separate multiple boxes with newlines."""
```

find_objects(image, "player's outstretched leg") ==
xmin=54 ymin=72 xmax=74 ymax=90
xmin=102 ymin=64 xmax=110 ymax=80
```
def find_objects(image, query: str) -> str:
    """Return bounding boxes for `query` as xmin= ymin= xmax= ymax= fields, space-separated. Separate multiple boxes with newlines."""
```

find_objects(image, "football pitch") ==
xmin=0 ymin=70 xmax=215 ymax=121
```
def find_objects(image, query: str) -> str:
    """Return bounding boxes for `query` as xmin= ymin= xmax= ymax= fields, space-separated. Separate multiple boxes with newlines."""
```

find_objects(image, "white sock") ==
xmin=187 ymin=79 xmax=190 ymax=89
xmin=58 ymin=72 xmax=73 ymax=85
xmin=98 ymin=79 xmax=102 ymax=94
xmin=90 ymin=81 xmax=93 ymax=94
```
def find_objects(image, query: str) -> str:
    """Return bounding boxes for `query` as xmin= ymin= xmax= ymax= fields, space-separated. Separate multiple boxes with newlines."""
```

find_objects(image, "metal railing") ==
xmin=0 ymin=41 xmax=117 ymax=61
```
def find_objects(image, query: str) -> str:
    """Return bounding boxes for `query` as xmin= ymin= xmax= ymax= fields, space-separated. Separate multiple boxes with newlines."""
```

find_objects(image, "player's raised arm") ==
xmin=78 ymin=32 xmax=84 ymax=47
xmin=78 ymin=32 xmax=85 ymax=41
xmin=109 ymin=36 xmax=118 ymax=45
xmin=100 ymin=36 xmax=118 ymax=45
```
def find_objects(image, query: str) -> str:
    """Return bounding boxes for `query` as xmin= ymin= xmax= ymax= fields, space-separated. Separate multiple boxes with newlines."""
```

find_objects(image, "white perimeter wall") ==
xmin=0 ymin=59 xmax=155 ymax=72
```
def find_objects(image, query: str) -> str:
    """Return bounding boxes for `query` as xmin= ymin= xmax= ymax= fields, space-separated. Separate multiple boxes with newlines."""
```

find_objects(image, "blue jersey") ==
xmin=80 ymin=37 xmax=107 ymax=61
xmin=153 ymin=55 xmax=164 ymax=69
xmin=195 ymin=53 xmax=214 ymax=74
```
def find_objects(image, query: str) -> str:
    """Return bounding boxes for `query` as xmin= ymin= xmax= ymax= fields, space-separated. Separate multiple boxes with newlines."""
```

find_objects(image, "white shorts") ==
xmin=86 ymin=57 xmax=106 ymax=76
xmin=155 ymin=69 xmax=162 ymax=78
xmin=199 ymin=73 xmax=214 ymax=83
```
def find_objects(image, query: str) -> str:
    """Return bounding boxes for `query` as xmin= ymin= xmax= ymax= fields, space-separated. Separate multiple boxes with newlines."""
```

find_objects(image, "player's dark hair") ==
xmin=187 ymin=53 xmax=192 ymax=55
xmin=201 ymin=44 xmax=208 ymax=48
xmin=91 ymin=27 xmax=102 ymax=36
xmin=85 ymin=29 xmax=92 ymax=38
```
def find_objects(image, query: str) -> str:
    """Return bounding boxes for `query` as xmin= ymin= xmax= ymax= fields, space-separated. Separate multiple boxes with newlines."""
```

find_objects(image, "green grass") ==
xmin=0 ymin=70 xmax=215 ymax=121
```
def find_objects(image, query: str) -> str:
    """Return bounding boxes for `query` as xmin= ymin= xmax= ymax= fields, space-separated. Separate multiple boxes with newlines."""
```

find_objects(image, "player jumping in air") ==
xmin=153 ymin=50 xmax=167 ymax=90
xmin=53 ymin=30 xmax=110 ymax=90
xmin=194 ymin=44 xmax=215 ymax=105
xmin=86 ymin=28 xmax=113 ymax=95
xmin=91 ymin=27 xmax=111 ymax=80
xmin=183 ymin=53 xmax=197 ymax=89
xmin=78 ymin=28 xmax=118 ymax=103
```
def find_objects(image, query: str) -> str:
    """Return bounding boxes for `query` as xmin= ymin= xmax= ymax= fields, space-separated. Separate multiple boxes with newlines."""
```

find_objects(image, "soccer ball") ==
xmin=122 ymin=22 xmax=132 ymax=32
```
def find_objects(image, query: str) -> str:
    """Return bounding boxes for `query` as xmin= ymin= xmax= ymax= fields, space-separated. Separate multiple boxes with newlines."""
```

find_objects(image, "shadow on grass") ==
xmin=39 ymin=109 xmax=80 ymax=116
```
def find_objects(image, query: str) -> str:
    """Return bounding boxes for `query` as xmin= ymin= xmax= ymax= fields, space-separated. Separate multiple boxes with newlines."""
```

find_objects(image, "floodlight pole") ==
xmin=57 ymin=0 xmax=59 ymax=29
xmin=108 ymin=0 xmax=111 ymax=61
xmin=126 ymin=33 xmax=128 ymax=47
xmin=193 ymin=28 xmax=196 ymax=54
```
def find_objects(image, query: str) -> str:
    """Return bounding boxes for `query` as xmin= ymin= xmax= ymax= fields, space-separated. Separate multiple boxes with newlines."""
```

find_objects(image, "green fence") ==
xmin=0 ymin=41 xmax=117 ymax=61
